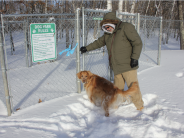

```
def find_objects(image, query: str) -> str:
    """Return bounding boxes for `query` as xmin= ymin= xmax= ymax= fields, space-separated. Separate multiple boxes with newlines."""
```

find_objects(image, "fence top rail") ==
xmin=84 ymin=8 xmax=110 ymax=13
xmin=5 ymin=21 xmax=24 ymax=23
xmin=118 ymin=12 xmax=136 ymax=16
xmin=3 ymin=18 xmax=76 ymax=23
xmin=140 ymin=15 xmax=161 ymax=20
xmin=162 ymin=19 xmax=184 ymax=22
xmin=1 ymin=13 xmax=75 ymax=17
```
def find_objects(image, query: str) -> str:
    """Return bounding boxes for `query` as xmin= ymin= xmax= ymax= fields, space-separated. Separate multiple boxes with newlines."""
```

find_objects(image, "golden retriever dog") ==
xmin=77 ymin=71 xmax=144 ymax=117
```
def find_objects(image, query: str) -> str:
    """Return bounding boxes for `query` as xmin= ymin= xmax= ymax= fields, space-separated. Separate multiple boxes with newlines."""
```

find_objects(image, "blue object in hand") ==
xmin=59 ymin=43 xmax=78 ymax=56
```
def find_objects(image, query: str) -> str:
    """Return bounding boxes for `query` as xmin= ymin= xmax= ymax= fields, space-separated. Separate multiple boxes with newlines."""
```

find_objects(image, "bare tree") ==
xmin=166 ymin=0 xmax=176 ymax=44
xmin=45 ymin=0 xmax=47 ymax=13
xmin=155 ymin=0 xmax=161 ymax=17
xmin=59 ymin=0 xmax=64 ymax=39
xmin=177 ymin=0 xmax=184 ymax=49
xmin=124 ymin=0 xmax=128 ymax=12
xmin=145 ymin=0 xmax=150 ymax=15
xmin=130 ymin=0 xmax=136 ymax=13
xmin=65 ymin=0 xmax=70 ymax=48
xmin=118 ymin=0 xmax=123 ymax=19
xmin=107 ymin=0 xmax=112 ymax=11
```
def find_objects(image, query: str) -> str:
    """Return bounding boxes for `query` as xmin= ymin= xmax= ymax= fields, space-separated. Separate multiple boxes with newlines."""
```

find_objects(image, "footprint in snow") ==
xmin=176 ymin=72 xmax=183 ymax=78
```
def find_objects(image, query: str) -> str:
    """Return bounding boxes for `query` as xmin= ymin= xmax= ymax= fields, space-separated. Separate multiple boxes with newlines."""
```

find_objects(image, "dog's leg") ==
xmin=104 ymin=103 xmax=109 ymax=117
xmin=102 ymin=96 xmax=110 ymax=117
xmin=132 ymin=92 xmax=144 ymax=111
xmin=93 ymin=97 xmax=101 ymax=107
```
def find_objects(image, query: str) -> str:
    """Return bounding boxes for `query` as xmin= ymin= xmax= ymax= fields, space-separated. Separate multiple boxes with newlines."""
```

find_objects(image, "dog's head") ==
xmin=77 ymin=71 xmax=93 ymax=83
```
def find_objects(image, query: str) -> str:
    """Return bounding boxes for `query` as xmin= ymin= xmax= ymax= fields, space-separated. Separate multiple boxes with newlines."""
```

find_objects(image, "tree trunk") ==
xmin=130 ymin=1 xmax=135 ymax=13
xmin=124 ymin=0 xmax=127 ymax=12
xmin=93 ymin=1 xmax=98 ymax=39
xmin=107 ymin=0 xmax=112 ymax=11
xmin=177 ymin=0 xmax=184 ymax=49
xmin=130 ymin=1 xmax=135 ymax=24
xmin=65 ymin=1 xmax=70 ymax=48
xmin=60 ymin=0 xmax=64 ymax=39
xmin=45 ymin=0 xmax=47 ymax=13
xmin=166 ymin=0 xmax=175 ymax=44
xmin=145 ymin=0 xmax=150 ymax=15
xmin=155 ymin=0 xmax=161 ymax=17
xmin=118 ymin=0 xmax=123 ymax=19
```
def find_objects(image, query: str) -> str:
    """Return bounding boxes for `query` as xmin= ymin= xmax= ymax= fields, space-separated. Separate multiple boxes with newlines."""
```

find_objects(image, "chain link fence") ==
xmin=82 ymin=9 xmax=162 ymax=81
xmin=82 ymin=8 xmax=110 ymax=80
xmin=139 ymin=15 xmax=162 ymax=68
xmin=1 ymin=8 xmax=163 ymax=116
xmin=0 ymin=26 xmax=7 ymax=112
xmin=0 ymin=12 xmax=80 ymax=114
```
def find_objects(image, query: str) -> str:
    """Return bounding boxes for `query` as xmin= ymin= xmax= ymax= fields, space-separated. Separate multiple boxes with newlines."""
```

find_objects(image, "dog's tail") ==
xmin=117 ymin=82 xmax=139 ymax=98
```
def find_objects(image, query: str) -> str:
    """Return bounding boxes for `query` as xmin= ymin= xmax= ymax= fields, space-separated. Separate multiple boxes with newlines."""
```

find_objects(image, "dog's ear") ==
xmin=77 ymin=71 xmax=82 ymax=79
xmin=87 ymin=71 xmax=93 ymax=77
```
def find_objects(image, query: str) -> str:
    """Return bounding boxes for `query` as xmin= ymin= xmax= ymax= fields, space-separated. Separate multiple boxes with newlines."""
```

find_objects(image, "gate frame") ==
xmin=0 ymin=10 xmax=81 ymax=116
xmin=82 ymin=8 xmax=162 ymax=82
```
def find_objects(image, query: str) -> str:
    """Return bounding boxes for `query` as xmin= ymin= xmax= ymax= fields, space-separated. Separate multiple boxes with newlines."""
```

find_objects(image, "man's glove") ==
xmin=130 ymin=58 xmax=138 ymax=68
xmin=80 ymin=46 xmax=87 ymax=54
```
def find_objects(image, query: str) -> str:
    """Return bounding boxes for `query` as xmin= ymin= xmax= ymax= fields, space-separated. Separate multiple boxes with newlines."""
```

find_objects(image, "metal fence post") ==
xmin=97 ymin=20 xmax=101 ymax=38
xmin=28 ymin=19 xmax=32 ymax=67
xmin=143 ymin=16 xmax=146 ymax=52
xmin=8 ymin=21 xmax=13 ymax=55
xmin=24 ymin=20 xmax=29 ymax=67
xmin=75 ymin=8 xmax=81 ymax=93
xmin=108 ymin=67 xmax=111 ymax=81
xmin=115 ymin=10 xmax=119 ymax=19
xmin=0 ymin=24 xmax=12 ymax=116
xmin=137 ymin=13 xmax=140 ymax=34
xmin=82 ymin=7 xmax=85 ymax=71
xmin=158 ymin=16 xmax=162 ymax=65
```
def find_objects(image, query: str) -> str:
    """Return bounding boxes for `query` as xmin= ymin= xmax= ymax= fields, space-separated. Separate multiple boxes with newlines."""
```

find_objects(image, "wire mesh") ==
xmin=0 ymin=72 xmax=6 ymax=108
xmin=1 ymin=13 xmax=78 ymax=112
xmin=83 ymin=9 xmax=110 ymax=79
xmin=83 ymin=10 xmax=161 ymax=80
xmin=117 ymin=12 xmax=138 ymax=29
xmin=0 ymin=8 xmax=164 ymax=114
xmin=0 ymin=26 xmax=7 ymax=108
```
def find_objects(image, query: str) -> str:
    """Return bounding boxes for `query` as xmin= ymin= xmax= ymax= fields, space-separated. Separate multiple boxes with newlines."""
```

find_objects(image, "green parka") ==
xmin=86 ymin=12 xmax=143 ymax=76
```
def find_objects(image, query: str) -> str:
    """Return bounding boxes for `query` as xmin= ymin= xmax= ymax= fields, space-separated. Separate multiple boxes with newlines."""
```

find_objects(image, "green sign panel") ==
xmin=30 ymin=23 xmax=57 ymax=63
xmin=93 ymin=17 xmax=103 ymax=20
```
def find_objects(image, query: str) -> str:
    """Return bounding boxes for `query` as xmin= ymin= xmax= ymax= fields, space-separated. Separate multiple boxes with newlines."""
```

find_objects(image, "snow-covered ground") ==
xmin=0 ymin=32 xmax=184 ymax=137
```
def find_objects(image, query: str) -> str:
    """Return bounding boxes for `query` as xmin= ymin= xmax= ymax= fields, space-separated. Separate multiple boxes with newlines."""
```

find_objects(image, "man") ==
xmin=80 ymin=12 xmax=144 ymax=110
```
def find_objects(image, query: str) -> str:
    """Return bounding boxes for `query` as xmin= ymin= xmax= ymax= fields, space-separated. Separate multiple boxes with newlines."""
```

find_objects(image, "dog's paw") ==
xmin=105 ymin=113 xmax=109 ymax=117
xmin=137 ymin=106 xmax=144 ymax=111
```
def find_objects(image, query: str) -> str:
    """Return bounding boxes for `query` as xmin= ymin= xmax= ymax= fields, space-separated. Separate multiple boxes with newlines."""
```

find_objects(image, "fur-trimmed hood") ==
xmin=100 ymin=12 xmax=121 ymax=27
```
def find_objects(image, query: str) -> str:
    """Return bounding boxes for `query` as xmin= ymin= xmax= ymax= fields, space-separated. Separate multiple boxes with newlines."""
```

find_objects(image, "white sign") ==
xmin=30 ymin=23 xmax=57 ymax=62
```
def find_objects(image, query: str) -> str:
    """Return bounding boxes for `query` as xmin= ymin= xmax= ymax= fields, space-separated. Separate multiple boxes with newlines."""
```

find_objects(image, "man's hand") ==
xmin=80 ymin=46 xmax=87 ymax=54
xmin=130 ymin=58 xmax=138 ymax=68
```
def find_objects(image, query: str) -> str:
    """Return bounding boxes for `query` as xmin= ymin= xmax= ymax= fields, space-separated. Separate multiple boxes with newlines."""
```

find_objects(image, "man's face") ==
xmin=104 ymin=25 xmax=114 ymax=33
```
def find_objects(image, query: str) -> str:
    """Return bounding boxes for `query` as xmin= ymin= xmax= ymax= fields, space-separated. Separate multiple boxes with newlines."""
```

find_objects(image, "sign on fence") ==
xmin=30 ymin=23 xmax=57 ymax=62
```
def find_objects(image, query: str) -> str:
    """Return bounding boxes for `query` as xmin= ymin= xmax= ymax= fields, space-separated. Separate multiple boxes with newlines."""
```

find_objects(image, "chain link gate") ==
xmin=0 ymin=11 xmax=81 ymax=114
xmin=82 ymin=8 xmax=111 ymax=81
xmin=82 ymin=8 xmax=162 ymax=81
xmin=0 ymin=25 xmax=11 ymax=115
xmin=118 ymin=12 xmax=162 ymax=72
xmin=139 ymin=15 xmax=162 ymax=66
xmin=0 ymin=7 xmax=162 ymax=116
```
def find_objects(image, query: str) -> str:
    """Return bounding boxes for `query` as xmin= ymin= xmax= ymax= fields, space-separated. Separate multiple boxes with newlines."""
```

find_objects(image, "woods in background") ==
xmin=0 ymin=0 xmax=183 ymax=49
xmin=0 ymin=0 xmax=183 ymax=21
